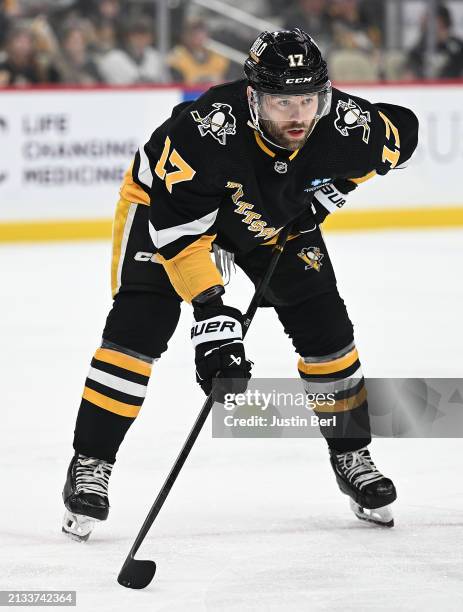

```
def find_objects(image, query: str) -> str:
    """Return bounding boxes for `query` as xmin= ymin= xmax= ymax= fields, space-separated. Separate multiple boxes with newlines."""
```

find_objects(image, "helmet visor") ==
xmin=251 ymin=84 xmax=332 ymax=149
xmin=255 ymin=85 xmax=332 ymax=124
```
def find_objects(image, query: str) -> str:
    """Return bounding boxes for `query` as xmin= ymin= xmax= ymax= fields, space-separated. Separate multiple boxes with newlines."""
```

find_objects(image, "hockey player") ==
xmin=63 ymin=28 xmax=418 ymax=541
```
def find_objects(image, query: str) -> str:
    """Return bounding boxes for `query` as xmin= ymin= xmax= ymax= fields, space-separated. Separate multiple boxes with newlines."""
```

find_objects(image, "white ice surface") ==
xmin=1 ymin=229 xmax=463 ymax=611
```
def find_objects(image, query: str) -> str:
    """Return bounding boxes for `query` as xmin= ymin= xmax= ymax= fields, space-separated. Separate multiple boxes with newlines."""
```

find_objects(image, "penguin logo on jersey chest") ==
xmin=191 ymin=103 xmax=237 ymax=145
xmin=334 ymin=99 xmax=371 ymax=144
xmin=297 ymin=246 xmax=324 ymax=271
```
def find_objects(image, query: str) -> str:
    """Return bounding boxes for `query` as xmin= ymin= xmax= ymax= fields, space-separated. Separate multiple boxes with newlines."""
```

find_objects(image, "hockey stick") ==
xmin=117 ymin=225 xmax=292 ymax=590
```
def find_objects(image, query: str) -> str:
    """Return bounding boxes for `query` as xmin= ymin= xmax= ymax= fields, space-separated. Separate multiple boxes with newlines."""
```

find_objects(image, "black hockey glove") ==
xmin=191 ymin=298 xmax=252 ymax=397
xmin=292 ymin=208 xmax=319 ymax=234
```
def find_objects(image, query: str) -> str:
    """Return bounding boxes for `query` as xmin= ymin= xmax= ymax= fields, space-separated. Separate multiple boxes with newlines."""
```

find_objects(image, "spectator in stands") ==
xmin=329 ymin=0 xmax=376 ymax=52
xmin=358 ymin=0 xmax=384 ymax=48
xmin=30 ymin=14 xmax=66 ymax=72
xmin=1 ymin=1 xmax=20 ymax=49
xmin=91 ymin=18 xmax=117 ymax=54
xmin=0 ymin=24 xmax=60 ymax=85
xmin=405 ymin=3 xmax=463 ymax=79
xmin=91 ymin=0 xmax=120 ymax=20
xmin=167 ymin=18 xmax=230 ymax=85
xmin=91 ymin=0 xmax=125 ymax=48
xmin=283 ymin=0 xmax=332 ymax=54
xmin=56 ymin=20 xmax=101 ymax=84
xmin=55 ymin=0 xmax=126 ymax=49
xmin=0 ymin=11 xmax=10 ymax=51
xmin=96 ymin=17 xmax=164 ymax=84
xmin=168 ymin=0 xmax=189 ymax=47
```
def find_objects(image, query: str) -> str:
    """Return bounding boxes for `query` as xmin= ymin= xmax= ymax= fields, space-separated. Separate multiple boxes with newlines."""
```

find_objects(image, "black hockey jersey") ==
xmin=119 ymin=79 xmax=418 ymax=302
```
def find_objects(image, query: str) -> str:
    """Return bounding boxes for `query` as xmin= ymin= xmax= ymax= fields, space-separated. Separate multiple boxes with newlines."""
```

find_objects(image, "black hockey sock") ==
xmin=298 ymin=343 xmax=371 ymax=453
xmin=73 ymin=343 xmax=153 ymax=463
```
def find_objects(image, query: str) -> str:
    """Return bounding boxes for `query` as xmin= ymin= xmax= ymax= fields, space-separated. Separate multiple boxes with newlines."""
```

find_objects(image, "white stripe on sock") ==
xmin=87 ymin=367 xmax=147 ymax=398
xmin=302 ymin=366 xmax=364 ymax=395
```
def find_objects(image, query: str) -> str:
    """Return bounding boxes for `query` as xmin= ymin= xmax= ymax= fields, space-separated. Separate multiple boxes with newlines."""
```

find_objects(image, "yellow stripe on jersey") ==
xmin=94 ymin=348 xmax=152 ymax=377
xmin=378 ymin=111 xmax=401 ymax=169
xmin=111 ymin=197 xmax=131 ymax=298
xmin=254 ymin=132 xmax=276 ymax=158
xmin=314 ymin=385 xmax=367 ymax=413
xmin=260 ymin=232 xmax=300 ymax=246
xmin=156 ymin=234 xmax=224 ymax=303
xmin=254 ymin=132 xmax=300 ymax=160
xmin=119 ymin=162 xmax=151 ymax=206
xmin=83 ymin=386 xmax=141 ymax=418
xmin=350 ymin=170 xmax=377 ymax=185
xmin=298 ymin=347 xmax=359 ymax=376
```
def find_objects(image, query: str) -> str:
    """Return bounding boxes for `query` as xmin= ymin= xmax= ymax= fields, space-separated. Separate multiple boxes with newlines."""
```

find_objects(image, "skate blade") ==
xmin=349 ymin=499 xmax=394 ymax=528
xmin=62 ymin=510 xmax=97 ymax=542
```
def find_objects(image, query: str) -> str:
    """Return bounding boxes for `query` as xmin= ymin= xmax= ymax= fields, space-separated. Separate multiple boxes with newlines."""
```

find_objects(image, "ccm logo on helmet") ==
xmin=285 ymin=77 xmax=313 ymax=84
xmin=191 ymin=321 xmax=236 ymax=338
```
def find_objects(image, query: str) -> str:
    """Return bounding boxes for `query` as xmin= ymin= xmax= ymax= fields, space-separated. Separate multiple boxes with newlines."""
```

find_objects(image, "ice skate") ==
xmin=330 ymin=447 xmax=396 ymax=528
xmin=62 ymin=454 xmax=113 ymax=542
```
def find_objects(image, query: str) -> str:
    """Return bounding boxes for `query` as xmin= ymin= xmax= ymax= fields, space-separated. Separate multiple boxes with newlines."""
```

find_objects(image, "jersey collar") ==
xmin=250 ymin=124 xmax=300 ymax=161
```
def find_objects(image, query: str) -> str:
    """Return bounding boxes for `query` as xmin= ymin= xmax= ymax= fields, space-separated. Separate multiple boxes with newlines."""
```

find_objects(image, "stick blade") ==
xmin=117 ymin=559 xmax=157 ymax=589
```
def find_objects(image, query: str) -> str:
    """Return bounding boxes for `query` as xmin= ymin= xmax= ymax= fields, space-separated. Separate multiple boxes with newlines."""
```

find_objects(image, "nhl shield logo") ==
xmin=190 ymin=103 xmax=237 ymax=145
xmin=297 ymin=246 xmax=324 ymax=271
xmin=334 ymin=99 xmax=371 ymax=144
xmin=274 ymin=161 xmax=288 ymax=174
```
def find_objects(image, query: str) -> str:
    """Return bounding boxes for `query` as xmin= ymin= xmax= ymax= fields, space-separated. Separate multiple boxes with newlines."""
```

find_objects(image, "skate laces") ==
xmin=75 ymin=455 xmax=113 ymax=497
xmin=338 ymin=447 xmax=384 ymax=490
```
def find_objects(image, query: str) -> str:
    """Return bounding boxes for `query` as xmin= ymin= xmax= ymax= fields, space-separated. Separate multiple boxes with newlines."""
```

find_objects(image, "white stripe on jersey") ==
xmin=137 ymin=145 xmax=153 ymax=189
xmin=149 ymin=209 xmax=218 ymax=249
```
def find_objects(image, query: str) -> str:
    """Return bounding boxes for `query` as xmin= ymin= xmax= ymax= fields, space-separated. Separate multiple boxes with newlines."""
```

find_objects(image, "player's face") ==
xmin=260 ymin=93 xmax=319 ymax=151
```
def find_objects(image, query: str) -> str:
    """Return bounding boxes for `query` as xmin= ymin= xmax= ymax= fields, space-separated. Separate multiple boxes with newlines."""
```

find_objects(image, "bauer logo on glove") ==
xmin=191 ymin=302 xmax=252 ymax=397
xmin=191 ymin=316 xmax=240 ymax=345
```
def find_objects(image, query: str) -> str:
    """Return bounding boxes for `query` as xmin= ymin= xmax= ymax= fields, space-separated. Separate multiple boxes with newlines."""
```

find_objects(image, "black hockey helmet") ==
xmin=244 ymin=28 xmax=330 ymax=95
xmin=244 ymin=29 xmax=332 ymax=150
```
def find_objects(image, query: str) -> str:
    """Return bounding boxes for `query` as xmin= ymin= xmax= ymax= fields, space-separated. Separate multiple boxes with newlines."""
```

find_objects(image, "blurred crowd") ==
xmin=1 ymin=0 xmax=462 ymax=87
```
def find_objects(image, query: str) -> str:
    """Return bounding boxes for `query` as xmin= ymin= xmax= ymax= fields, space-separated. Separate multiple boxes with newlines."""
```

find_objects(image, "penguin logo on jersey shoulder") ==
xmin=191 ymin=103 xmax=237 ymax=145
xmin=297 ymin=246 xmax=324 ymax=272
xmin=334 ymin=99 xmax=371 ymax=144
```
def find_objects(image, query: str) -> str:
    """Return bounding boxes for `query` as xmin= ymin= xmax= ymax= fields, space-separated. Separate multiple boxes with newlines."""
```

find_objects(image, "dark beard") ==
xmin=260 ymin=118 xmax=310 ymax=151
